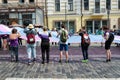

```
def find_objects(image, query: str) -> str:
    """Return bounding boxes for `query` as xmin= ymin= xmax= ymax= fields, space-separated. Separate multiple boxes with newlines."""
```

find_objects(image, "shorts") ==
xmin=105 ymin=36 xmax=114 ymax=50
xmin=59 ymin=44 xmax=68 ymax=51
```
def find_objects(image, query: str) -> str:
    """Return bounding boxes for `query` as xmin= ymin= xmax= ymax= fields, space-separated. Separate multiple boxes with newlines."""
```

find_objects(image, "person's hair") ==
xmin=12 ymin=28 xmax=17 ymax=34
xmin=100 ymin=28 xmax=102 ymax=30
xmin=61 ymin=24 xmax=65 ymax=29
xmin=82 ymin=26 xmax=85 ymax=30
xmin=43 ymin=27 xmax=47 ymax=31
xmin=103 ymin=26 xmax=109 ymax=30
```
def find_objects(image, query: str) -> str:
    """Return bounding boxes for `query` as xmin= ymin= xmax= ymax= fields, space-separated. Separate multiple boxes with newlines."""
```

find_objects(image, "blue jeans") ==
xmin=10 ymin=46 xmax=18 ymax=61
xmin=27 ymin=43 xmax=36 ymax=61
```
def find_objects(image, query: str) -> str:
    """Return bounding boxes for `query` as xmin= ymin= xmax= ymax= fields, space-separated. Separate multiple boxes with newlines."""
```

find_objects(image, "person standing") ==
xmin=57 ymin=24 xmax=69 ymax=63
xmin=1 ymin=34 xmax=9 ymax=50
xmin=97 ymin=28 xmax=104 ymax=47
xmin=0 ymin=36 xmax=2 ymax=49
xmin=37 ymin=27 xmax=51 ymax=64
xmin=79 ymin=27 xmax=90 ymax=63
xmin=103 ymin=26 xmax=114 ymax=62
xmin=18 ymin=37 xmax=22 ymax=46
xmin=24 ymin=24 xmax=37 ymax=65
xmin=9 ymin=29 xmax=21 ymax=62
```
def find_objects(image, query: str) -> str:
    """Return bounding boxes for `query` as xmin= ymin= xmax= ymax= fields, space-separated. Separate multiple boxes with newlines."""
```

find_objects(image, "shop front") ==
xmin=0 ymin=8 xmax=44 ymax=26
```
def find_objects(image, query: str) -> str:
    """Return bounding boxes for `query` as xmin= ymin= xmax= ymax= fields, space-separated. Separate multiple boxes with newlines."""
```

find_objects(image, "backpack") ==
xmin=83 ymin=33 xmax=90 ymax=45
xmin=108 ymin=32 xmax=114 ymax=41
xmin=27 ymin=33 xmax=35 ymax=44
xmin=60 ymin=30 xmax=67 ymax=43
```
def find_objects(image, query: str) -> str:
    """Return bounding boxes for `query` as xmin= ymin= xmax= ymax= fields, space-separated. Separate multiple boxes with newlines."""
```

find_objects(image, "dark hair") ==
xmin=82 ymin=27 xmax=85 ymax=30
xmin=12 ymin=29 xmax=17 ymax=34
xmin=103 ymin=26 xmax=109 ymax=30
xmin=61 ymin=24 xmax=65 ymax=29
xmin=43 ymin=27 xmax=47 ymax=31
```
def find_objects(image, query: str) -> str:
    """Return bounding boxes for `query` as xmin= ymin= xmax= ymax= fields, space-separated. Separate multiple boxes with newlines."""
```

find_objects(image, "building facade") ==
xmin=0 ymin=0 xmax=44 ymax=26
xmin=46 ymin=0 xmax=120 ymax=34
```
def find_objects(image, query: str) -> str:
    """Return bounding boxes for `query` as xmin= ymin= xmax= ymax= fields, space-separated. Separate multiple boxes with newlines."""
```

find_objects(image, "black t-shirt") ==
xmin=79 ymin=31 xmax=85 ymax=44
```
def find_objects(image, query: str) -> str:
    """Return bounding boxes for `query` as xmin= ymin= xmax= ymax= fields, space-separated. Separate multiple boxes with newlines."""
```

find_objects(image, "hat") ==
xmin=28 ymin=24 xmax=34 ymax=29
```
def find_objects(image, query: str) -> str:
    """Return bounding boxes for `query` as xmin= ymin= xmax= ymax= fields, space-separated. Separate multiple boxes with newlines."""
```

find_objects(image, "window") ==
xmin=55 ymin=0 xmax=60 ymax=11
xmin=22 ymin=14 xmax=32 ymax=25
xmin=29 ymin=0 xmax=34 ymax=3
xmin=118 ymin=0 xmax=120 ymax=9
xmin=55 ymin=22 xmax=61 ymax=30
xmin=68 ymin=0 xmax=73 ymax=11
xmin=95 ymin=0 xmax=100 ymax=13
xmin=102 ymin=20 xmax=107 ymax=26
xmin=22 ymin=14 xmax=32 ymax=19
xmin=19 ymin=0 xmax=24 ymax=3
xmin=2 ymin=0 xmax=7 ymax=4
xmin=84 ymin=0 xmax=89 ymax=10
xmin=106 ymin=0 xmax=111 ymax=10
xmin=86 ymin=21 xmax=93 ymax=34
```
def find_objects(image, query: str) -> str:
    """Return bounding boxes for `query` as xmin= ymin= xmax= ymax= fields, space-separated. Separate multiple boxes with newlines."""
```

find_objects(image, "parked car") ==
xmin=114 ymin=29 xmax=120 ymax=36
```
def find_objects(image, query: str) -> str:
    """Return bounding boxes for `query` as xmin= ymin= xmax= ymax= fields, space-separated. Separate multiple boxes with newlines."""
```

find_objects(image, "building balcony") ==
xmin=0 ymin=1 xmax=45 ymax=9
xmin=91 ymin=8 xmax=107 ymax=15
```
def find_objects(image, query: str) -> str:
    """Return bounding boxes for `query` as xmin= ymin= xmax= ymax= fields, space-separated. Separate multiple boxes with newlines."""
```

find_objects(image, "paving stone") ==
xmin=0 ymin=46 xmax=120 ymax=79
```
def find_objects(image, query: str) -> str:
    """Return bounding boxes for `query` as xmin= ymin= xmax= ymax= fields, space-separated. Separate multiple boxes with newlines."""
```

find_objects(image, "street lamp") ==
xmin=65 ymin=2 xmax=67 ymax=21
xmin=45 ymin=0 xmax=48 ymax=28
xmin=81 ymin=0 xmax=83 ymax=27
xmin=107 ymin=8 xmax=110 ymax=28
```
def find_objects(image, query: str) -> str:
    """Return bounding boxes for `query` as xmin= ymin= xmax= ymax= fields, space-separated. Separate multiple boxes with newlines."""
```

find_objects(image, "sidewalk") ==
xmin=0 ymin=46 xmax=120 ymax=80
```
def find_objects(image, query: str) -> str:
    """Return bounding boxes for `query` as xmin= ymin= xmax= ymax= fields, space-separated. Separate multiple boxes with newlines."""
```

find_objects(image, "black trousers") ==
xmin=41 ymin=42 xmax=50 ymax=62
xmin=18 ymin=38 xmax=22 ymax=45
xmin=0 ymin=38 xmax=1 ymax=48
xmin=81 ymin=43 xmax=89 ymax=60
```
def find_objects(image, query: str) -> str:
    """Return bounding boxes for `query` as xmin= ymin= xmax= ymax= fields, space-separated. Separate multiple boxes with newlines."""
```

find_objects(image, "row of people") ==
xmin=7 ymin=24 xmax=114 ymax=65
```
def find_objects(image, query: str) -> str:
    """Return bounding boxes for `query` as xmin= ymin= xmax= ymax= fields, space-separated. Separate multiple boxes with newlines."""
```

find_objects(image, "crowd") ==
xmin=0 ymin=24 xmax=115 ymax=65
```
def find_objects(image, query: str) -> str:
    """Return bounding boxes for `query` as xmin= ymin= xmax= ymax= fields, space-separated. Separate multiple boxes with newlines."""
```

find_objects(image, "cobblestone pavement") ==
xmin=0 ymin=46 xmax=120 ymax=80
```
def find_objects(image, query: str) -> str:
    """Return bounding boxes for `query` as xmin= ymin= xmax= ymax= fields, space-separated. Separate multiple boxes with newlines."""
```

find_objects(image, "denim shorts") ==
xmin=59 ymin=44 xmax=68 ymax=51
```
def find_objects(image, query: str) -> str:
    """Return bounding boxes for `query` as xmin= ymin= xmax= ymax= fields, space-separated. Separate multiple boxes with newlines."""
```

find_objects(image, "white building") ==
xmin=46 ymin=0 xmax=120 ymax=34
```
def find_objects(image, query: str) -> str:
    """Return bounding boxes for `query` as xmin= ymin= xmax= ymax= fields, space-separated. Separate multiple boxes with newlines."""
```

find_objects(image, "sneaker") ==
xmin=59 ymin=60 xmax=62 ymax=63
xmin=47 ymin=61 xmax=49 ymax=64
xmin=85 ymin=59 xmax=88 ymax=63
xmin=28 ymin=62 xmax=32 ymax=65
xmin=108 ymin=59 xmax=111 ymax=62
xmin=11 ymin=59 xmax=14 ymax=62
xmin=33 ymin=58 xmax=36 ymax=62
xmin=106 ymin=59 xmax=109 ymax=62
xmin=82 ymin=60 xmax=86 ymax=63
xmin=65 ymin=60 xmax=69 ymax=63
xmin=42 ymin=61 xmax=44 ymax=64
xmin=15 ymin=60 xmax=19 ymax=62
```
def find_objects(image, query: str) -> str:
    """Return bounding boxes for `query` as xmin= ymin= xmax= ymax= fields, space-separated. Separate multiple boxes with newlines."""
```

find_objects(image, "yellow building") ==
xmin=46 ymin=0 xmax=120 ymax=34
